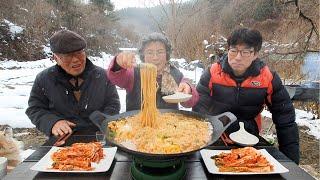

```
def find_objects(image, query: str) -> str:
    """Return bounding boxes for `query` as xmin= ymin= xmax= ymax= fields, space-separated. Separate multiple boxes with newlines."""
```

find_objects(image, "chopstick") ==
xmin=53 ymin=132 xmax=72 ymax=147
xmin=221 ymin=133 xmax=229 ymax=147
xmin=220 ymin=133 xmax=234 ymax=147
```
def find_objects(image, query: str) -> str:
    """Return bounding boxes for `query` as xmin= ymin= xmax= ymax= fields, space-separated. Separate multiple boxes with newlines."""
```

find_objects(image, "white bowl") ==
xmin=162 ymin=92 xmax=192 ymax=103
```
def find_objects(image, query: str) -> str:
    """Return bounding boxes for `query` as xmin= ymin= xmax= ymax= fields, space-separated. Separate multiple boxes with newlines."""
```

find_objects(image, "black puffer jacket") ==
xmin=193 ymin=56 xmax=299 ymax=164
xmin=26 ymin=59 xmax=120 ymax=136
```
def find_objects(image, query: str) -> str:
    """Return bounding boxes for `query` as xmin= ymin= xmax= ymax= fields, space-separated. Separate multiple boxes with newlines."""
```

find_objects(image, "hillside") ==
xmin=0 ymin=0 xmax=318 ymax=63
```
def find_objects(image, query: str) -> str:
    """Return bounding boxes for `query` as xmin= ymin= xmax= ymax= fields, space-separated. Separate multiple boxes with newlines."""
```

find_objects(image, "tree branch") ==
xmin=158 ymin=0 xmax=170 ymax=20
xmin=284 ymin=0 xmax=296 ymax=4
xmin=295 ymin=0 xmax=319 ymax=37
xmin=146 ymin=6 xmax=165 ymax=33
xmin=273 ymin=50 xmax=319 ymax=55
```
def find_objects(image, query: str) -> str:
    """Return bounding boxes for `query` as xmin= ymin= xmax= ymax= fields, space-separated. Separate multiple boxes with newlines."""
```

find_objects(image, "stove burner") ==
xmin=131 ymin=157 xmax=186 ymax=180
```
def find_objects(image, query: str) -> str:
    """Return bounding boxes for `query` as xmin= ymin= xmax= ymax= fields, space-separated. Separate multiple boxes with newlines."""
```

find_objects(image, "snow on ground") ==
xmin=294 ymin=109 xmax=320 ymax=139
xmin=262 ymin=108 xmax=320 ymax=139
xmin=0 ymin=56 xmax=319 ymax=140
xmin=3 ymin=19 xmax=24 ymax=40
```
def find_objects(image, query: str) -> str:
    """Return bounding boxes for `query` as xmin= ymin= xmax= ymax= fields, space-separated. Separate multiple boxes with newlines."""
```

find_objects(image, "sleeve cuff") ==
xmin=180 ymin=80 xmax=199 ymax=108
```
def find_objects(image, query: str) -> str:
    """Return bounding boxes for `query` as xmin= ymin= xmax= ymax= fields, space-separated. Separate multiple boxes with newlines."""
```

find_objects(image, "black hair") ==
xmin=227 ymin=28 xmax=262 ymax=52
xmin=138 ymin=32 xmax=172 ymax=62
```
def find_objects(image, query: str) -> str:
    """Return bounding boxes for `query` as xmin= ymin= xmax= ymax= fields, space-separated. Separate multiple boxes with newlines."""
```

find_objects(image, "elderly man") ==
xmin=26 ymin=30 xmax=120 ymax=137
xmin=193 ymin=28 xmax=299 ymax=164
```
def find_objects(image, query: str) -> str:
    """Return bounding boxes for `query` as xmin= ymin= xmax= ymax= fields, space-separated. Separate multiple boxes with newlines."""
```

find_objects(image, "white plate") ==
xmin=162 ymin=92 xmax=192 ymax=103
xmin=31 ymin=146 xmax=117 ymax=173
xmin=200 ymin=149 xmax=289 ymax=175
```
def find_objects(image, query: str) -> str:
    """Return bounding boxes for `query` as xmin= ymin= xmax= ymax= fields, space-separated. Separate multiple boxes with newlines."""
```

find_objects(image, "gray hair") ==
xmin=138 ymin=32 xmax=172 ymax=62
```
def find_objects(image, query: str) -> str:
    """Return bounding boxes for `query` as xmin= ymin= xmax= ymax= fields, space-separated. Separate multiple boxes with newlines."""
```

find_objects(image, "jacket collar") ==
xmin=53 ymin=58 xmax=94 ymax=80
xmin=51 ymin=58 xmax=95 ymax=90
xmin=219 ymin=54 xmax=265 ymax=80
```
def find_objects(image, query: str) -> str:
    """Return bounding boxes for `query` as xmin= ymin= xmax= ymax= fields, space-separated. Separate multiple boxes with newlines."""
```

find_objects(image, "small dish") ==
xmin=162 ymin=92 xmax=192 ymax=103
xmin=229 ymin=122 xmax=259 ymax=146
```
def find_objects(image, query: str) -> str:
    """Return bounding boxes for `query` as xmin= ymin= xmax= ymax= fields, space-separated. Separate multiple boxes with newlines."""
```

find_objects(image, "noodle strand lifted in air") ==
xmin=139 ymin=63 xmax=159 ymax=128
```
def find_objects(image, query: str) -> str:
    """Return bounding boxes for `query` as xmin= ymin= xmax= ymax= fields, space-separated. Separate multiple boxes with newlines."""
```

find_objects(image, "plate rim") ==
xmin=200 ymin=148 xmax=289 ymax=175
xmin=30 ymin=146 xmax=117 ymax=173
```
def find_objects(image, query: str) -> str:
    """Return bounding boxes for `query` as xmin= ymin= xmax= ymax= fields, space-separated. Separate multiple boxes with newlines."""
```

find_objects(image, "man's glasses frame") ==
xmin=228 ymin=48 xmax=254 ymax=57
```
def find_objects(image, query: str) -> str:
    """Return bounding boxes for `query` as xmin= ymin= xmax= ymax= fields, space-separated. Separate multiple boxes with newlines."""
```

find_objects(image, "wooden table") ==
xmin=4 ymin=133 xmax=315 ymax=180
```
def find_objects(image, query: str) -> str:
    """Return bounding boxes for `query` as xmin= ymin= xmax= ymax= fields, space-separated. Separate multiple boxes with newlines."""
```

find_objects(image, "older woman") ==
xmin=107 ymin=32 xmax=199 ymax=111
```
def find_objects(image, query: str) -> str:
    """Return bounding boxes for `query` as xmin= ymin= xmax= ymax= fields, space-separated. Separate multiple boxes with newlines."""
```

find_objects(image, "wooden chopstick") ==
xmin=53 ymin=132 xmax=72 ymax=146
xmin=220 ymin=133 xmax=229 ymax=147
xmin=220 ymin=133 xmax=234 ymax=146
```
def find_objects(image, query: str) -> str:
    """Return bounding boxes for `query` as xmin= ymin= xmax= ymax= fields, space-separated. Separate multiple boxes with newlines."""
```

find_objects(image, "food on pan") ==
xmin=108 ymin=113 xmax=212 ymax=154
xmin=51 ymin=142 xmax=104 ymax=171
xmin=107 ymin=63 xmax=212 ymax=154
xmin=211 ymin=147 xmax=274 ymax=172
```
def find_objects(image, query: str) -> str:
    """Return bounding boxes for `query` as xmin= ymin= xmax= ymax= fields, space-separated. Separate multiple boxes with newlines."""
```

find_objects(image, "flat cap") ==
xmin=49 ymin=30 xmax=87 ymax=54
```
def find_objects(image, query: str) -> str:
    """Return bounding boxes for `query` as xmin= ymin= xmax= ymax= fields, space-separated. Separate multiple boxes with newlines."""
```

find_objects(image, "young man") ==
xmin=26 ymin=30 xmax=120 ymax=137
xmin=107 ymin=32 xmax=199 ymax=111
xmin=193 ymin=28 xmax=299 ymax=164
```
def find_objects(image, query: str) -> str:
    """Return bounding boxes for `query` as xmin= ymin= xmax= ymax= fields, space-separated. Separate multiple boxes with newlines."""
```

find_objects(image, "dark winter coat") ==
xmin=193 ymin=55 xmax=299 ymax=164
xmin=26 ymin=59 xmax=120 ymax=136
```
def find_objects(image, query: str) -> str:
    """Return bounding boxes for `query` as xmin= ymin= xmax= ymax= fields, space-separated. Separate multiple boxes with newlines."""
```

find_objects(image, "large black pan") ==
xmin=89 ymin=109 xmax=236 ymax=160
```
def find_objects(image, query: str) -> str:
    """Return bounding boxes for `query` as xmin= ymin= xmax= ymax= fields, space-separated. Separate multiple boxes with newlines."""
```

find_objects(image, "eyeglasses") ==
xmin=144 ymin=50 xmax=166 ymax=57
xmin=57 ymin=50 xmax=85 ymax=63
xmin=228 ymin=48 xmax=254 ymax=57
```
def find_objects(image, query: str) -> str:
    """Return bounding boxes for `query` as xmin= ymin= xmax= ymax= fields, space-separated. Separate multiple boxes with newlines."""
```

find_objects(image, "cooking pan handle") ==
xmin=89 ymin=110 xmax=112 ymax=133
xmin=209 ymin=112 xmax=237 ymax=129
xmin=204 ymin=112 xmax=237 ymax=145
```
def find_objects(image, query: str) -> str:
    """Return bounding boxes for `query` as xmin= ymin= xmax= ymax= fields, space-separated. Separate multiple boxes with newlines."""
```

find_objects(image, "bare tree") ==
xmin=145 ymin=0 xmax=211 ymax=60
xmin=281 ymin=0 xmax=319 ymax=53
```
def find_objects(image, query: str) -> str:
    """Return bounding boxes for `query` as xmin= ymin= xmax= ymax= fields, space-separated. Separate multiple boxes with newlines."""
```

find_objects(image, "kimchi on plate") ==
xmin=211 ymin=147 xmax=273 ymax=172
xmin=51 ymin=142 xmax=104 ymax=171
xmin=200 ymin=148 xmax=289 ymax=175
xmin=30 ymin=142 xmax=117 ymax=173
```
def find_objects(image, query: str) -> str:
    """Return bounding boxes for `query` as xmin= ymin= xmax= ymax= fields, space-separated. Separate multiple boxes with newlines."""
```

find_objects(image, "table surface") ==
xmin=4 ymin=133 xmax=315 ymax=180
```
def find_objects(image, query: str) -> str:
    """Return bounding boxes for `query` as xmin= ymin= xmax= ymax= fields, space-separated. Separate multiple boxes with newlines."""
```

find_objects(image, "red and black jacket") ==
xmin=193 ymin=55 xmax=299 ymax=164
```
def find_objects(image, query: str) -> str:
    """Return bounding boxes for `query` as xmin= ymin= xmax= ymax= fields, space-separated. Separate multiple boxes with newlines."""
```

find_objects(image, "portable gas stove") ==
xmin=131 ymin=156 xmax=186 ymax=180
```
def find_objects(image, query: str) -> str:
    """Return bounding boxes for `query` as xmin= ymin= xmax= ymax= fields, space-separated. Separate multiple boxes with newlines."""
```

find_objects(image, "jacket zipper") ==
xmin=236 ymin=83 xmax=241 ymax=104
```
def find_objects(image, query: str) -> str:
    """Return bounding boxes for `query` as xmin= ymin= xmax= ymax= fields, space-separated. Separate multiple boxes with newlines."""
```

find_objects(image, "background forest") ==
xmin=0 ymin=0 xmax=318 ymax=61
xmin=0 ymin=0 xmax=319 ymax=178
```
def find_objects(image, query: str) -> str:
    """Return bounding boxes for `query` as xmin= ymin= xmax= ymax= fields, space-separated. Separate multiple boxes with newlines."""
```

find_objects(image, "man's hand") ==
xmin=52 ymin=120 xmax=76 ymax=136
xmin=177 ymin=82 xmax=192 ymax=94
xmin=116 ymin=52 xmax=136 ymax=69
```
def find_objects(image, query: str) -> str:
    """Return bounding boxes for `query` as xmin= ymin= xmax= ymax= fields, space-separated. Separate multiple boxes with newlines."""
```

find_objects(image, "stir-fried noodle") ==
xmin=139 ymin=63 xmax=159 ymax=128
